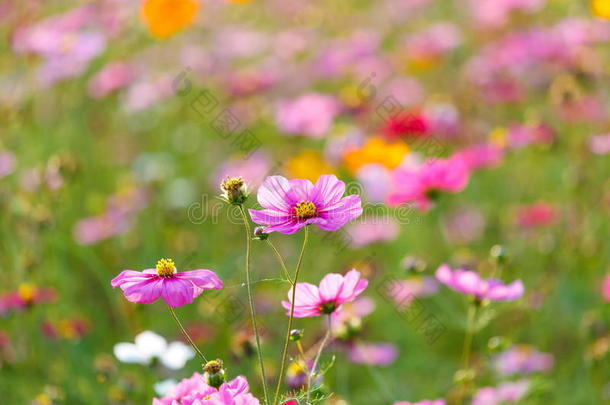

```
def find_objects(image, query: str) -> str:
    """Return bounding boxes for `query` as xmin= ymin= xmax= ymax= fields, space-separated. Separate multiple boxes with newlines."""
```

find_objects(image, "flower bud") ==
xmin=203 ymin=359 xmax=226 ymax=389
xmin=253 ymin=227 xmax=269 ymax=240
xmin=289 ymin=329 xmax=303 ymax=341
xmin=220 ymin=176 xmax=248 ymax=205
xmin=490 ymin=244 xmax=509 ymax=264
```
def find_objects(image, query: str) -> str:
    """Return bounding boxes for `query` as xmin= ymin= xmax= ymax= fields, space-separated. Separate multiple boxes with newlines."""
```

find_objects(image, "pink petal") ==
xmin=311 ymin=174 xmax=345 ymax=206
xmin=319 ymin=273 xmax=345 ymax=302
xmin=111 ymin=270 xmax=154 ymax=287
xmin=177 ymin=270 xmax=223 ymax=291
xmin=317 ymin=195 xmax=362 ymax=231
xmin=121 ymin=277 xmax=164 ymax=304
xmin=248 ymin=208 xmax=292 ymax=226
xmin=161 ymin=278 xmax=195 ymax=308
xmin=257 ymin=176 xmax=292 ymax=211
xmin=286 ymin=178 xmax=315 ymax=203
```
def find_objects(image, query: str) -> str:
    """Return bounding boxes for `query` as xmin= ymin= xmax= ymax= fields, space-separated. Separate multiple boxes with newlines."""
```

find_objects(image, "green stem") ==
xmin=307 ymin=315 xmax=332 ymax=404
xmin=239 ymin=205 xmax=270 ymax=405
xmin=266 ymin=240 xmax=293 ymax=284
xmin=273 ymin=226 xmax=309 ymax=405
xmin=167 ymin=305 xmax=207 ymax=363
xmin=461 ymin=303 xmax=477 ymax=371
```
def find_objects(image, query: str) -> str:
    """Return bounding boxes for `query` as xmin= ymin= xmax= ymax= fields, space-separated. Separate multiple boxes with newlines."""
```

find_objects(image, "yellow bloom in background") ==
xmin=141 ymin=0 xmax=199 ymax=40
xmin=285 ymin=150 xmax=335 ymax=182
xmin=489 ymin=127 xmax=508 ymax=149
xmin=343 ymin=137 xmax=409 ymax=173
xmin=592 ymin=0 xmax=610 ymax=19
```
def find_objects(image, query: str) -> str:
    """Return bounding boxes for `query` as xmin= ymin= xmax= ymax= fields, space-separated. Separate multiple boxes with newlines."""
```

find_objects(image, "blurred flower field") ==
xmin=1 ymin=0 xmax=610 ymax=404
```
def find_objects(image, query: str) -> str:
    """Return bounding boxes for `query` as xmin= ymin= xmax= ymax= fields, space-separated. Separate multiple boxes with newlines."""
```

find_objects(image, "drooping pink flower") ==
xmin=154 ymin=373 xmax=259 ymax=405
xmin=394 ymin=399 xmax=446 ymax=405
xmin=281 ymin=270 xmax=368 ymax=318
xmin=249 ymin=175 xmax=362 ymax=234
xmin=435 ymin=264 xmax=524 ymax=302
xmin=493 ymin=345 xmax=554 ymax=376
xmin=387 ymin=157 xmax=470 ymax=212
xmin=347 ymin=342 xmax=398 ymax=366
xmin=111 ymin=259 xmax=222 ymax=308
xmin=602 ymin=275 xmax=610 ymax=303
xmin=275 ymin=93 xmax=340 ymax=138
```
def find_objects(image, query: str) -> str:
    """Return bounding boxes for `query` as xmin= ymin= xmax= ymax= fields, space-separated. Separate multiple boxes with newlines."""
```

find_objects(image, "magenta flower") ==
xmin=387 ymin=157 xmax=469 ymax=212
xmin=435 ymin=264 xmax=524 ymax=302
xmin=154 ymin=374 xmax=259 ymax=405
xmin=281 ymin=270 xmax=368 ymax=318
xmin=249 ymin=175 xmax=362 ymax=234
xmin=111 ymin=259 xmax=223 ymax=308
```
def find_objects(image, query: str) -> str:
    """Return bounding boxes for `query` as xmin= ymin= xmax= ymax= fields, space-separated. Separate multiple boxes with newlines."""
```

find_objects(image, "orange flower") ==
xmin=343 ymin=137 xmax=409 ymax=173
xmin=141 ymin=0 xmax=199 ymax=40
xmin=285 ymin=150 xmax=335 ymax=182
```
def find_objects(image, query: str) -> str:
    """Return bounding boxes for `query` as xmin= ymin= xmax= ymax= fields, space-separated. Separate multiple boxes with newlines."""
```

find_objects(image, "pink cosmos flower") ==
xmin=347 ymin=216 xmax=400 ymax=248
xmin=347 ymin=342 xmax=398 ymax=366
xmin=281 ymin=270 xmax=368 ymax=318
xmin=387 ymin=157 xmax=470 ymax=212
xmin=435 ymin=264 xmax=524 ymax=302
xmin=154 ymin=373 xmax=259 ymax=405
xmin=249 ymin=175 xmax=362 ymax=234
xmin=516 ymin=201 xmax=558 ymax=228
xmin=88 ymin=61 xmax=136 ymax=98
xmin=275 ymin=93 xmax=340 ymax=138
xmin=111 ymin=259 xmax=223 ymax=308
xmin=471 ymin=380 xmax=529 ymax=405
xmin=394 ymin=400 xmax=445 ymax=405
xmin=493 ymin=345 xmax=554 ymax=376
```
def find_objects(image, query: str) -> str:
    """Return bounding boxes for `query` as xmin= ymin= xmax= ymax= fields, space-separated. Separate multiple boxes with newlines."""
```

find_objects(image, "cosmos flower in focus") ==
xmin=141 ymin=0 xmax=199 ymax=39
xmin=343 ymin=137 xmax=410 ymax=173
xmin=275 ymin=93 xmax=340 ymax=138
xmin=281 ymin=269 xmax=368 ymax=318
xmin=435 ymin=264 xmax=524 ymax=302
xmin=249 ymin=175 xmax=362 ymax=234
xmin=387 ymin=157 xmax=470 ymax=212
xmin=111 ymin=258 xmax=223 ymax=308
xmin=285 ymin=150 xmax=335 ymax=182
xmin=153 ymin=373 xmax=259 ymax=405
xmin=114 ymin=331 xmax=195 ymax=370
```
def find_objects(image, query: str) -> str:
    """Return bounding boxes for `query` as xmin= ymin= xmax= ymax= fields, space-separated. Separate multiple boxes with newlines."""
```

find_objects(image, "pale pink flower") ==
xmin=493 ymin=345 xmax=554 ymax=376
xmin=453 ymin=144 xmax=504 ymax=171
xmin=347 ymin=216 xmax=400 ymax=248
xmin=404 ymin=23 xmax=462 ymax=62
xmin=249 ymin=175 xmax=362 ymax=234
xmin=282 ymin=270 xmax=368 ymax=318
xmin=387 ymin=157 xmax=470 ymax=212
xmin=88 ymin=62 xmax=136 ymax=98
xmin=588 ymin=134 xmax=610 ymax=155
xmin=275 ymin=93 xmax=340 ymax=138
xmin=111 ymin=259 xmax=222 ymax=308
xmin=470 ymin=0 xmax=545 ymax=28
xmin=347 ymin=342 xmax=398 ymax=366
xmin=0 ymin=151 xmax=16 ymax=178
xmin=471 ymin=380 xmax=530 ymax=405
xmin=213 ymin=152 xmax=272 ymax=191
xmin=388 ymin=277 xmax=439 ymax=310
xmin=435 ymin=264 xmax=524 ymax=302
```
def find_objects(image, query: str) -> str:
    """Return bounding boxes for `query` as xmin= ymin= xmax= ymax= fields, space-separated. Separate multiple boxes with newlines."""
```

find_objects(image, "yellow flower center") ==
xmin=18 ymin=283 xmax=36 ymax=302
xmin=294 ymin=201 xmax=317 ymax=220
xmin=156 ymin=258 xmax=176 ymax=277
xmin=220 ymin=176 xmax=244 ymax=193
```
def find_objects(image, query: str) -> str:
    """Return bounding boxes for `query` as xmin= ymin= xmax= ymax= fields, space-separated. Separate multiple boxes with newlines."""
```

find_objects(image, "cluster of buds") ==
xmin=220 ymin=176 xmax=248 ymax=205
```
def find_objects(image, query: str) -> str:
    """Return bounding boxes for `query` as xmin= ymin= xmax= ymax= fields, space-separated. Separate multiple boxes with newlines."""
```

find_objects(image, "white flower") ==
xmin=154 ymin=379 xmax=178 ymax=396
xmin=113 ymin=330 xmax=195 ymax=370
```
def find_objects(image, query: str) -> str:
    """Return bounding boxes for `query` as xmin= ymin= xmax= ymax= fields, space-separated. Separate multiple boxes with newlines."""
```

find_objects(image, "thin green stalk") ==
xmin=306 ymin=315 xmax=332 ymax=404
xmin=461 ymin=303 xmax=477 ymax=371
xmin=266 ymin=240 xmax=293 ymax=284
xmin=167 ymin=305 xmax=207 ymax=363
xmin=239 ymin=205 xmax=270 ymax=405
xmin=273 ymin=226 xmax=309 ymax=405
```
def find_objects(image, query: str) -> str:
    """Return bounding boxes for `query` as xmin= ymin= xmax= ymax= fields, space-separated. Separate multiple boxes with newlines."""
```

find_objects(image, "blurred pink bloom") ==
xmin=154 ymin=374 xmax=259 ymax=405
xmin=111 ymin=260 xmax=223 ymax=308
xmin=405 ymin=23 xmax=462 ymax=61
xmin=88 ymin=62 xmax=136 ymax=98
xmin=557 ymin=95 xmax=604 ymax=123
xmin=347 ymin=216 xmax=400 ymax=248
xmin=602 ymin=275 xmax=610 ymax=303
xmin=122 ymin=75 xmax=174 ymax=112
xmin=314 ymin=30 xmax=381 ymax=79
xmin=388 ymin=157 xmax=470 ymax=212
xmin=356 ymin=164 xmax=393 ymax=203
xmin=388 ymin=277 xmax=439 ymax=310
xmin=454 ymin=144 xmax=504 ymax=171
xmin=493 ymin=345 xmax=554 ymax=376
xmin=275 ymin=93 xmax=340 ymax=138
xmin=435 ymin=264 xmax=524 ymax=302
xmin=249 ymin=175 xmax=362 ymax=234
xmin=347 ymin=342 xmax=398 ymax=366
xmin=471 ymin=380 xmax=530 ymax=405
xmin=471 ymin=0 xmax=545 ymax=28
xmin=394 ymin=400 xmax=445 ymax=405
xmin=282 ymin=270 xmax=368 ymax=318
xmin=331 ymin=297 xmax=376 ymax=325
xmin=0 ymin=285 xmax=57 ymax=316
xmin=507 ymin=124 xmax=554 ymax=149
xmin=516 ymin=201 xmax=558 ymax=228
xmin=442 ymin=206 xmax=485 ymax=244
xmin=589 ymin=134 xmax=610 ymax=155
xmin=0 ymin=152 xmax=16 ymax=178
xmin=213 ymin=152 xmax=272 ymax=191
xmin=74 ymin=211 xmax=130 ymax=245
